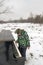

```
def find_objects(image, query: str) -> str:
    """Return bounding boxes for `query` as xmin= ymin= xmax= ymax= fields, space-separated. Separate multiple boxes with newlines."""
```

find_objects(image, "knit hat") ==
xmin=15 ymin=28 xmax=21 ymax=34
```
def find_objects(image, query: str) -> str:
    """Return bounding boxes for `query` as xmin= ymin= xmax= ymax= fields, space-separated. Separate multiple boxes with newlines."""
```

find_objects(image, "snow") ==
xmin=0 ymin=23 xmax=43 ymax=65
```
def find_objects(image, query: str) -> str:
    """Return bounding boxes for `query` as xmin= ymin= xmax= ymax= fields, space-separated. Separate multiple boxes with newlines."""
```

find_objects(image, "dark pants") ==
xmin=19 ymin=45 xmax=26 ymax=59
xmin=5 ymin=41 xmax=16 ymax=61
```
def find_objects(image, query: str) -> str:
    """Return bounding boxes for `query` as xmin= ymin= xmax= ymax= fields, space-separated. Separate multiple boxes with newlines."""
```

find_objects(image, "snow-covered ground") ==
xmin=0 ymin=23 xmax=43 ymax=65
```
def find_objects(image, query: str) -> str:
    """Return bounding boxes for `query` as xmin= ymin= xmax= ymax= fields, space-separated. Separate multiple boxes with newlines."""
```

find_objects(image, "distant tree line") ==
xmin=18 ymin=14 xmax=43 ymax=23
xmin=19 ymin=14 xmax=43 ymax=23
xmin=27 ymin=14 xmax=43 ymax=23
xmin=0 ymin=14 xmax=43 ymax=23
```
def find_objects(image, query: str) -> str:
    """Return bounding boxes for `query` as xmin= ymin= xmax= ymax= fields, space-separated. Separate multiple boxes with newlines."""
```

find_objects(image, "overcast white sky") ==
xmin=0 ymin=0 xmax=43 ymax=20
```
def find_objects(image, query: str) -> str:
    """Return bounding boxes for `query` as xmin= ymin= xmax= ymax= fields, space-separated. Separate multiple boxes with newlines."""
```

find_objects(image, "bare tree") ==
xmin=0 ymin=0 xmax=12 ymax=14
xmin=0 ymin=0 xmax=6 ymax=13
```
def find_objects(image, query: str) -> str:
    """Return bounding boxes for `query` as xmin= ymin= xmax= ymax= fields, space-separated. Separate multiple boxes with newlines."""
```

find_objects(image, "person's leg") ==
xmin=21 ymin=46 xmax=26 ymax=60
xmin=19 ymin=45 xmax=26 ymax=59
xmin=18 ymin=46 xmax=22 ymax=55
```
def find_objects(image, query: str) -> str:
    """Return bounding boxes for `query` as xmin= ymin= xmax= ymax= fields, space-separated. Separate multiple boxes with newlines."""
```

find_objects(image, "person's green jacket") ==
xmin=17 ymin=30 xmax=30 ymax=47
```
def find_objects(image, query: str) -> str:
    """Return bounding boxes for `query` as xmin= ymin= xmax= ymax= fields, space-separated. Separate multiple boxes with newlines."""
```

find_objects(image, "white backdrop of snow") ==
xmin=0 ymin=23 xmax=43 ymax=65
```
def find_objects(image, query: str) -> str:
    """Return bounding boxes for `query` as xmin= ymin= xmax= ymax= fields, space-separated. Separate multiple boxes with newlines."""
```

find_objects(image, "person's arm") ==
xmin=24 ymin=32 xmax=30 ymax=48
